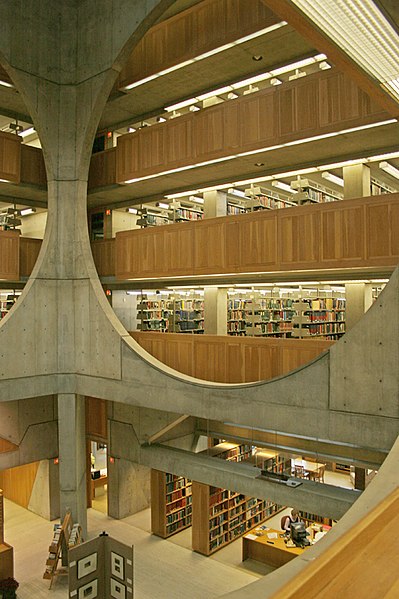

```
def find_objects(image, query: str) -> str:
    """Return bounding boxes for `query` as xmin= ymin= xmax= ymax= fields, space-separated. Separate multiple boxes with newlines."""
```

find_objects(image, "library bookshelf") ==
xmin=192 ymin=483 xmax=282 ymax=556
xmin=151 ymin=470 xmax=192 ymax=538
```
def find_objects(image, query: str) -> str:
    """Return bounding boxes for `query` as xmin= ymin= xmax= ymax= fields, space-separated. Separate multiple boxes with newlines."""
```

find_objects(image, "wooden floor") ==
xmin=4 ymin=499 xmax=259 ymax=599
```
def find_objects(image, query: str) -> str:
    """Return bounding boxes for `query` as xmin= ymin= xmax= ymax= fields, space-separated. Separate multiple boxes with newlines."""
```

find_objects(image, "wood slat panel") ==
xmin=237 ymin=212 xmax=278 ymax=270
xmin=193 ymin=220 xmax=226 ymax=272
xmin=0 ymin=462 xmax=39 ymax=508
xmin=88 ymin=148 xmax=116 ymax=189
xmin=19 ymin=237 xmax=42 ymax=277
xmin=0 ymin=231 xmax=20 ymax=280
xmin=193 ymin=337 xmax=228 ymax=382
xmin=0 ymin=131 xmax=21 ymax=183
xmin=131 ymin=332 xmax=332 ymax=383
xmin=85 ymin=397 xmax=107 ymax=441
xmin=118 ymin=0 xmax=278 ymax=88
xmin=278 ymin=209 xmax=321 ymax=268
xmin=91 ymin=239 xmax=115 ymax=277
xmin=116 ymin=194 xmax=399 ymax=279
xmin=20 ymin=145 xmax=46 ymax=186
xmin=243 ymin=344 xmax=277 ymax=382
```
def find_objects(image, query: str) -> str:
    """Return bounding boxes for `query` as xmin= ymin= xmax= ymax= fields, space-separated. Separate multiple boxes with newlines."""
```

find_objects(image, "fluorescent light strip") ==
xmin=379 ymin=161 xmax=399 ymax=180
xmin=165 ymin=98 xmax=198 ymax=112
xmin=19 ymin=126 xmax=35 ymax=138
xmin=0 ymin=80 xmax=13 ymax=88
xmin=291 ymin=0 xmax=399 ymax=101
xmin=321 ymin=171 xmax=344 ymax=187
xmin=272 ymin=180 xmax=297 ymax=194
xmin=124 ymin=22 xmax=287 ymax=91
xmin=123 ymin=118 xmax=396 ymax=185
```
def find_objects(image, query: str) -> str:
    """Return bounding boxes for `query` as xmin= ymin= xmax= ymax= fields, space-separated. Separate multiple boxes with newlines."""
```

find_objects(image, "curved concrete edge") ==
xmin=219 ymin=432 xmax=399 ymax=598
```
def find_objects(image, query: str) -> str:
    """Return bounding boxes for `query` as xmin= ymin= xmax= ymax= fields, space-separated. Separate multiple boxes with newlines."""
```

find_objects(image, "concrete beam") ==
xmin=139 ymin=444 xmax=359 ymax=521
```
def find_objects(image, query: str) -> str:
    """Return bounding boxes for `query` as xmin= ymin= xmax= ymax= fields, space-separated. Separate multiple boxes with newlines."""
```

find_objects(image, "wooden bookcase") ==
xmin=204 ymin=441 xmax=252 ymax=462
xmin=253 ymin=449 xmax=292 ymax=475
xmin=151 ymin=469 xmax=192 ymax=538
xmin=192 ymin=483 xmax=282 ymax=556
xmin=298 ymin=510 xmax=334 ymax=528
xmin=292 ymin=297 xmax=346 ymax=340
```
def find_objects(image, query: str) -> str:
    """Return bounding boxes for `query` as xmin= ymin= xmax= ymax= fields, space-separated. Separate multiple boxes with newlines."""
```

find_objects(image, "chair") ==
xmin=294 ymin=465 xmax=305 ymax=478
xmin=313 ymin=465 xmax=326 ymax=483
xmin=281 ymin=515 xmax=289 ymax=531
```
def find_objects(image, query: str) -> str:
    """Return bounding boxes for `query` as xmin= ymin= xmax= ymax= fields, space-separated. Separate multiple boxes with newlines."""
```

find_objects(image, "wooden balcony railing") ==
xmin=115 ymin=193 xmax=399 ymax=280
xmin=131 ymin=331 xmax=333 ymax=383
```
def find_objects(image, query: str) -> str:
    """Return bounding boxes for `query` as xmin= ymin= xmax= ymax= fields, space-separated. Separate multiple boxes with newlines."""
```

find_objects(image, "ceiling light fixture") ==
xmin=291 ymin=0 xmax=399 ymax=101
xmin=20 ymin=208 xmax=36 ymax=216
xmin=196 ymin=86 xmax=233 ymax=101
xmin=272 ymin=181 xmax=297 ymax=194
xmin=128 ymin=127 xmax=136 ymax=133
xmin=165 ymin=98 xmax=198 ymax=112
xmin=0 ymin=79 xmax=13 ymax=88
xmin=231 ymin=73 xmax=271 ymax=90
xmin=252 ymin=55 xmax=263 ymax=61
xmin=19 ymin=126 xmax=36 ymax=138
xmin=322 ymin=171 xmax=344 ymax=186
xmin=379 ymin=161 xmax=399 ymax=180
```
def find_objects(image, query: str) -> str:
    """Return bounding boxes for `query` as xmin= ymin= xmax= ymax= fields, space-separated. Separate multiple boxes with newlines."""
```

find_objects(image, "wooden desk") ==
xmin=242 ymin=527 xmax=306 ymax=568
xmin=293 ymin=459 xmax=325 ymax=480
xmin=0 ymin=542 xmax=14 ymax=578
xmin=91 ymin=475 xmax=108 ymax=498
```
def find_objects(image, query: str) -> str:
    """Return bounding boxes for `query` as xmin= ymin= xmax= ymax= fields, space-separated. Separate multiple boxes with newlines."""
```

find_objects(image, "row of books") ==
xmin=166 ymin=515 xmax=192 ymax=534
xmin=166 ymin=505 xmax=193 ymax=524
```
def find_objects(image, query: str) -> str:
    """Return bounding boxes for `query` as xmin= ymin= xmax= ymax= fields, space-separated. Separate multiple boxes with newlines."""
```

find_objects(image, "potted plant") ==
xmin=0 ymin=577 xmax=19 ymax=599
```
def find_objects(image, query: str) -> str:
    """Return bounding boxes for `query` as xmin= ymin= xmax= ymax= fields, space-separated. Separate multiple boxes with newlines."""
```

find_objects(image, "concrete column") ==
xmin=203 ymin=190 xmax=227 ymax=218
xmin=345 ymin=283 xmax=373 ymax=331
xmin=108 ymin=457 xmax=151 ymax=519
xmin=343 ymin=164 xmax=371 ymax=199
xmin=204 ymin=287 xmax=227 ymax=335
xmin=58 ymin=394 xmax=87 ymax=539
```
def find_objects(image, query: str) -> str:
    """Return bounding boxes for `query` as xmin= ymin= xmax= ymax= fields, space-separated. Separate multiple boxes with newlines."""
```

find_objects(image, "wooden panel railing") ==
xmin=130 ymin=331 xmax=333 ymax=383
xmin=0 ymin=131 xmax=21 ymax=183
xmin=114 ymin=68 xmax=387 ymax=184
xmin=19 ymin=237 xmax=42 ymax=277
xmin=91 ymin=239 xmax=115 ymax=276
xmin=88 ymin=147 xmax=116 ymax=190
xmin=117 ymin=0 xmax=279 ymax=89
xmin=20 ymin=145 xmax=47 ymax=187
xmin=0 ymin=231 xmax=20 ymax=280
xmin=115 ymin=193 xmax=399 ymax=279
